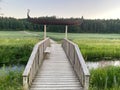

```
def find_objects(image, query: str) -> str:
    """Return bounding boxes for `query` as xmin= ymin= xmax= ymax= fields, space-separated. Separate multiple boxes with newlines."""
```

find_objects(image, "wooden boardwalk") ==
xmin=30 ymin=42 xmax=83 ymax=90
xmin=23 ymin=38 xmax=90 ymax=90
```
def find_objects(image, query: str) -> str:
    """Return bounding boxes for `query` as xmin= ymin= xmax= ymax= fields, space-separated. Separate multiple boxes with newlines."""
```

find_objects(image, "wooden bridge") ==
xmin=23 ymin=38 xmax=90 ymax=90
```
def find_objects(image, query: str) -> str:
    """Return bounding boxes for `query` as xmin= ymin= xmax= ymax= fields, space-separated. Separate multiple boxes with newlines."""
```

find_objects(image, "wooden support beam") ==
xmin=65 ymin=25 xmax=68 ymax=39
xmin=44 ymin=25 xmax=46 ymax=39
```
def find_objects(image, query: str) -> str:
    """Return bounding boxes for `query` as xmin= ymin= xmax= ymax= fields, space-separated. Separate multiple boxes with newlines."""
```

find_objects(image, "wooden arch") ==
xmin=27 ymin=10 xmax=83 ymax=39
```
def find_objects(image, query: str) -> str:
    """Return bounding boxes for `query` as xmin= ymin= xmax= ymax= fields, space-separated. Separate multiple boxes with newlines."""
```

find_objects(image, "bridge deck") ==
xmin=30 ymin=42 xmax=83 ymax=90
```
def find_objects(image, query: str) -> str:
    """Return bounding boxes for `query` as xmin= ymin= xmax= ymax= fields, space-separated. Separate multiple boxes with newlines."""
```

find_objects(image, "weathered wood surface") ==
xmin=30 ymin=43 xmax=83 ymax=90
xmin=62 ymin=39 xmax=90 ymax=90
xmin=44 ymin=47 xmax=51 ymax=54
xmin=22 ymin=38 xmax=50 ymax=90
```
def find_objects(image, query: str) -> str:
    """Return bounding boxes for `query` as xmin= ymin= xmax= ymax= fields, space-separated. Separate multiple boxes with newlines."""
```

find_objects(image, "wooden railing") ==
xmin=22 ymin=38 xmax=50 ymax=90
xmin=62 ymin=38 xmax=90 ymax=90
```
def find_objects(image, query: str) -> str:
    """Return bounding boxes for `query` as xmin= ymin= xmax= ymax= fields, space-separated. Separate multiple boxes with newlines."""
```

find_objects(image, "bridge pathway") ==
xmin=30 ymin=41 xmax=83 ymax=90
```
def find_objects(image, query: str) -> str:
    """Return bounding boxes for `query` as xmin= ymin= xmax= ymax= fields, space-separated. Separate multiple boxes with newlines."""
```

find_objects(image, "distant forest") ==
xmin=0 ymin=16 xmax=120 ymax=33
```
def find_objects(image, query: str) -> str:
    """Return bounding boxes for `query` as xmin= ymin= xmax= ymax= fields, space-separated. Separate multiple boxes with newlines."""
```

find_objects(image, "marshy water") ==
xmin=86 ymin=60 xmax=120 ymax=69
xmin=0 ymin=60 xmax=120 ymax=72
xmin=0 ymin=65 xmax=24 ymax=76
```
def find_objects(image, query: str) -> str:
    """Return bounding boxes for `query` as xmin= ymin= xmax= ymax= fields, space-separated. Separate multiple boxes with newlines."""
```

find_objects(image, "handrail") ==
xmin=22 ymin=38 xmax=50 ymax=90
xmin=62 ymin=38 xmax=90 ymax=90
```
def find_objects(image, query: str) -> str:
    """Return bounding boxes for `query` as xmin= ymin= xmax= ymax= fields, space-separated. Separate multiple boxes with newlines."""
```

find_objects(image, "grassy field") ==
xmin=0 ymin=38 xmax=39 ymax=65
xmin=0 ymin=31 xmax=120 ymax=90
xmin=74 ymin=39 xmax=120 ymax=61
xmin=0 ymin=31 xmax=120 ymax=61
xmin=0 ymin=31 xmax=42 ymax=39
xmin=1 ymin=31 xmax=120 ymax=39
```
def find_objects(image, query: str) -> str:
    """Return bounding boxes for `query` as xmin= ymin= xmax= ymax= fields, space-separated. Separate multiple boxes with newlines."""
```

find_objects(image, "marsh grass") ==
xmin=0 ymin=65 xmax=24 ymax=90
xmin=0 ymin=38 xmax=39 ymax=65
xmin=0 ymin=31 xmax=120 ymax=90
xmin=74 ymin=39 xmax=120 ymax=61
xmin=90 ymin=66 xmax=120 ymax=90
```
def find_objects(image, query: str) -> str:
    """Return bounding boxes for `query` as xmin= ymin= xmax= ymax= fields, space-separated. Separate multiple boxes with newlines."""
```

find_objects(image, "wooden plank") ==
xmin=30 ymin=87 xmax=83 ymax=90
xmin=32 ymin=82 xmax=81 ymax=85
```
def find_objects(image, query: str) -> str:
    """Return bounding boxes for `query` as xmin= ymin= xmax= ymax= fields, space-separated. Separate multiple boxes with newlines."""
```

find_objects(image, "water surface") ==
xmin=86 ymin=60 xmax=120 ymax=69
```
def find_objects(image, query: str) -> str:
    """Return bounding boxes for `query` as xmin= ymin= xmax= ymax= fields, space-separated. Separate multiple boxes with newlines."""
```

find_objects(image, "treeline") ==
xmin=0 ymin=17 xmax=120 ymax=33
xmin=0 ymin=17 xmax=43 ymax=31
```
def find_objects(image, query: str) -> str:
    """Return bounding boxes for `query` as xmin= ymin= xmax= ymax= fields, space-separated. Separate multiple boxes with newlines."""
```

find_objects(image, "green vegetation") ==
xmin=0 ymin=38 xmax=39 ymax=65
xmin=90 ymin=66 xmax=120 ymax=90
xmin=1 ymin=17 xmax=120 ymax=33
xmin=44 ymin=32 xmax=120 ymax=41
xmin=0 ymin=31 xmax=120 ymax=62
xmin=0 ymin=31 xmax=120 ymax=90
xmin=0 ymin=31 xmax=40 ymax=90
xmin=1 ymin=31 xmax=120 ymax=39
xmin=0 ymin=65 xmax=24 ymax=90
xmin=74 ymin=39 xmax=120 ymax=61
xmin=0 ymin=31 xmax=43 ymax=39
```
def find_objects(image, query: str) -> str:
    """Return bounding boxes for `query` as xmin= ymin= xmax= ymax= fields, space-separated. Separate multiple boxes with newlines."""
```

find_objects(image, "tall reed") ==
xmin=0 ymin=65 xmax=24 ymax=90
xmin=90 ymin=66 xmax=120 ymax=89
xmin=0 ymin=38 xmax=39 ymax=65
xmin=74 ymin=39 xmax=120 ymax=61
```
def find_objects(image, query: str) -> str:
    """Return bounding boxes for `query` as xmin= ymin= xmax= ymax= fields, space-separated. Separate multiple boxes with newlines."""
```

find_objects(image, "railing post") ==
xmin=23 ymin=76 xmax=29 ymax=90
xmin=44 ymin=25 xmax=46 ymax=39
xmin=84 ymin=76 xmax=90 ymax=90
xmin=65 ymin=25 xmax=68 ymax=39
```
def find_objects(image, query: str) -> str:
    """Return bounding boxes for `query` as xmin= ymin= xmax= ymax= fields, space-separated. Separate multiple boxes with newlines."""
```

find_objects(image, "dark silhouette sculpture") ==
xmin=27 ymin=10 xmax=83 ymax=25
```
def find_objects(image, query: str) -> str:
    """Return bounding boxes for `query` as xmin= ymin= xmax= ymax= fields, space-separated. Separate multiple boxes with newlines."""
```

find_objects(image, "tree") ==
xmin=0 ymin=16 xmax=120 ymax=33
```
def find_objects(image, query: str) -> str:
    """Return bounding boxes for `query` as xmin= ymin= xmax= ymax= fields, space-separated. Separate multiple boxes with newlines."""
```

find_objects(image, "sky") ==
xmin=0 ymin=0 xmax=120 ymax=19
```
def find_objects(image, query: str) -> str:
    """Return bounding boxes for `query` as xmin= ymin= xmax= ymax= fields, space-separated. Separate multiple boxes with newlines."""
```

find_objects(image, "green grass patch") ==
xmin=0 ymin=38 xmax=39 ymax=65
xmin=1 ymin=31 xmax=120 ymax=40
xmin=73 ymin=39 xmax=120 ymax=61
xmin=47 ymin=32 xmax=120 ymax=41
xmin=0 ymin=31 xmax=120 ymax=62
xmin=0 ymin=31 xmax=43 ymax=39
xmin=0 ymin=65 xmax=24 ymax=90
xmin=90 ymin=66 xmax=120 ymax=90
